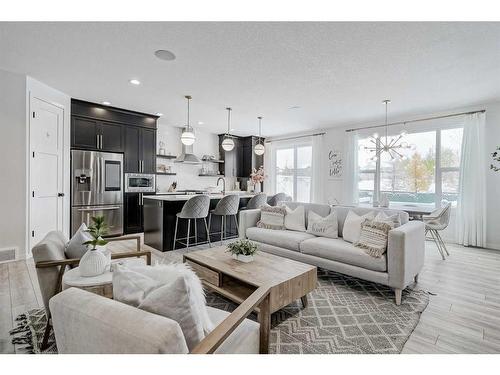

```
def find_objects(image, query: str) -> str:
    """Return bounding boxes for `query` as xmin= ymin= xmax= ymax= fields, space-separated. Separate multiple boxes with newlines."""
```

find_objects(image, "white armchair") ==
xmin=422 ymin=202 xmax=452 ymax=260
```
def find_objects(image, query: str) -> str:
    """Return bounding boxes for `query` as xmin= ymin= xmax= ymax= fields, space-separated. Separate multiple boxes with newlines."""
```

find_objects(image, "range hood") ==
xmin=175 ymin=143 xmax=201 ymax=164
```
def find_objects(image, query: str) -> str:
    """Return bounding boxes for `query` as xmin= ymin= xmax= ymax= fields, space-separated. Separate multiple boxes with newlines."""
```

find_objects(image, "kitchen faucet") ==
xmin=217 ymin=177 xmax=226 ymax=195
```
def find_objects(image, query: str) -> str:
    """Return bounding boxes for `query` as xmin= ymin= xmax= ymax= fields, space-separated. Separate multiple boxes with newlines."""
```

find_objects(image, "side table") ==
xmin=62 ymin=267 xmax=113 ymax=298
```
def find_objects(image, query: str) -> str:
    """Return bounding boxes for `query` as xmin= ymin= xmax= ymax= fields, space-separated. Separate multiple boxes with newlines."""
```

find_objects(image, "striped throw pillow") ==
xmin=257 ymin=205 xmax=286 ymax=230
xmin=354 ymin=219 xmax=394 ymax=258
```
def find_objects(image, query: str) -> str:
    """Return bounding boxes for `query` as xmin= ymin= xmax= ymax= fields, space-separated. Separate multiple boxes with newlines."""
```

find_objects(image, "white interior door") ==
xmin=30 ymin=97 xmax=64 ymax=252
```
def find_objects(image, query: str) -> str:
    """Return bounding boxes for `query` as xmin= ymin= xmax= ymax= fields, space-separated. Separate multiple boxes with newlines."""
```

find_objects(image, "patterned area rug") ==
xmin=12 ymin=268 xmax=429 ymax=354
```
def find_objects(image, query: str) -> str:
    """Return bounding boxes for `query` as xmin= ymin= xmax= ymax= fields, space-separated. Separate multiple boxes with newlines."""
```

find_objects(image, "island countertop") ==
xmin=144 ymin=193 xmax=257 ymax=202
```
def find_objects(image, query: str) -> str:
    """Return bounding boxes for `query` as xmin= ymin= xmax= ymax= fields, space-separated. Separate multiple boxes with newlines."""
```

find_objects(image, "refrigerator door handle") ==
xmin=96 ymin=134 xmax=100 ymax=149
xmin=77 ymin=206 xmax=121 ymax=211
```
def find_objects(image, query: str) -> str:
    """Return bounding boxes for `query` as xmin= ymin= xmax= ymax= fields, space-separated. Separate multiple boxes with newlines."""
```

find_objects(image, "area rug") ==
xmin=11 ymin=268 xmax=428 ymax=354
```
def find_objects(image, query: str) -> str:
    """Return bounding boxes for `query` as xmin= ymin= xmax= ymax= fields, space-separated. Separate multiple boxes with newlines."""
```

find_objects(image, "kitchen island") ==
xmin=143 ymin=193 xmax=255 ymax=251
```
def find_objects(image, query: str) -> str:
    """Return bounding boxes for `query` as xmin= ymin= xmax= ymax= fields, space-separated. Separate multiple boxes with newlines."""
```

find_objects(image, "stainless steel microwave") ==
xmin=124 ymin=173 xmax=156 ymax=193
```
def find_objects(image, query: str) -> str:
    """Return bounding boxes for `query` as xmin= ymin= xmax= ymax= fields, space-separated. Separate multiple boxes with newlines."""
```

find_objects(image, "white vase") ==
xmin=232 ymin=254 xmax=254 ymax=263
xmin=79 ymin=249 xmax=108 ymax=277
xmin=254 ymin=182 xmax=261 ymax=193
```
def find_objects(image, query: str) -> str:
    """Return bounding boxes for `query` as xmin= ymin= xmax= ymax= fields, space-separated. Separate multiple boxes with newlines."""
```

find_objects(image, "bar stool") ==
xmin=243 ymin=193 xmax=267 ymax=210
xmin=268 ymin=192 xmax=291 ymax=206
xmin=173 ymin=194 xmax=211 ymax=250
xmin=208 ymin=194 xmax=240 ymax=245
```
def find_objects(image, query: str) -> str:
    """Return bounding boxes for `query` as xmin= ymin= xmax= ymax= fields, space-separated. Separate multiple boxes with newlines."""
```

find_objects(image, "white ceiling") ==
xmin=1 ymin=22 xmax=500 ymax=136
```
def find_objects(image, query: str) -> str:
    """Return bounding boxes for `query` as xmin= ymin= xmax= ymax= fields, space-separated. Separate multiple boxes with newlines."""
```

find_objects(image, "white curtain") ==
xmin=342 ymin=131 xmax=359 ymax=206
xmin=456 ymin=112 xmax=486 ymax=247
xmin=311 ymin=134 xmax=324 ymax=203
xmin=263 ymin=142 xmax=275 ymax=196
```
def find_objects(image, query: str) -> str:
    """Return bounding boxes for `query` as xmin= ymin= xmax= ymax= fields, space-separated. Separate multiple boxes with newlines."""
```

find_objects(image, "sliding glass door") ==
xmin=275 ymin=144 xmax=312 ymax=202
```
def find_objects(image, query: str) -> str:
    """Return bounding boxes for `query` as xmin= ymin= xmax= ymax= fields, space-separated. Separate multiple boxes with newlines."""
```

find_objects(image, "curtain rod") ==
xmin=265 ymin=132 xmax=325 ymax=143
xmin=345 ymin=109 xmax=486 ymax=133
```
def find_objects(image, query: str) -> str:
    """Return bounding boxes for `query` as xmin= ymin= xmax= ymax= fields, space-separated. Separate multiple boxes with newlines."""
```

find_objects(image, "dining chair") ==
xmin=422 ymin=202 xmax=452 ymax=260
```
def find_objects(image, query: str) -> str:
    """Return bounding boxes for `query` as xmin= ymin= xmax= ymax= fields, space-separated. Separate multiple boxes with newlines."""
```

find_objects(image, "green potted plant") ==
xmin=226 ymin=239 xmax=258 ymax=263
xmin=79 ymin=216 xmax=110 ymax=277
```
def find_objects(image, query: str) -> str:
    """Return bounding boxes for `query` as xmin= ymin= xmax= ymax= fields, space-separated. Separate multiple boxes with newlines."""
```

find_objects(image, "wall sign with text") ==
xmin=328 ymin=149 xmax=343 ymax=179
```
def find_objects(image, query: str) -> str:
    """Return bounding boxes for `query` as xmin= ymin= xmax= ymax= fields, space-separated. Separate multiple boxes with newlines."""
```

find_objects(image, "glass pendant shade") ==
xmin=181 ymin=129 xmax=196 ymax=145
xmin=181 ymin=95 xmax=196 ymax=146
xmin=221 ymin=136 xmax=235 ymax=151
xmin=254 ymin=142 xmax=265 ymax=155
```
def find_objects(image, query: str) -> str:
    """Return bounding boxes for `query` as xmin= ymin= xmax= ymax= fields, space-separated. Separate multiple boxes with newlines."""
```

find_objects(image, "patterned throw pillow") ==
xmin=306 ymin=211 xmax=338 ymax=238
xmin=354 ymin=219 xmax=394 ymax=258
xmin=257 ymin=205 xmax=286 ymax=230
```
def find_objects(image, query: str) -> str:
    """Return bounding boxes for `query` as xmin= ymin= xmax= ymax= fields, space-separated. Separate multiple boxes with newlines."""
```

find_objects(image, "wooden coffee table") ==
xmin=183 ymin=246 xmax=317 ymax=353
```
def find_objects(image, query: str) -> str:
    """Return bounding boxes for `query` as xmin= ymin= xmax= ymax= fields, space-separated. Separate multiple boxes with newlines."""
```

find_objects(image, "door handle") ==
xmin=77 ymin=206 xmax=121 ymax=211
xmin=138 ymin=160 xmax=141 ymax=172
xmin=58 ymin=192 xmax=65 ymax=197
xmin=96 ymin=134 xmax=100 ymax=149
xmin=141 ymin=160 xmax=144 ymax=172
xmin=139 ymin=193 xmax=143 ymax=206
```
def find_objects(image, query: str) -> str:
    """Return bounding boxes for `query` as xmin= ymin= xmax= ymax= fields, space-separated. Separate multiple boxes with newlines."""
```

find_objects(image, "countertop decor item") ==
xmin=158 ymin=141 xmax=166 ymax=155
xmin=250 ymin=166 xmax=266 ymax=193
xmin=226 ymin=239 xmax=258 ymax=263
xmin=79 ymin=216 xmax=109 ymax=277
xmin=168 ymin=181 xmax=177 ymax=192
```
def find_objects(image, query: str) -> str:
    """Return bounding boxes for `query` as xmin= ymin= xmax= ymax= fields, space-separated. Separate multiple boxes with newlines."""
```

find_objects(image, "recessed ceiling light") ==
xmin=102 ymin=101 xmax=111 ymax=106
xmin=197 ymin=121 xmax=204 ymax=125
xmin=288 ymin=105 xmax=301 ymax=110
xmin=154 ymin=49 xmax=176 ymax=61
xmin=129 ymin=79 xmax=141 ymax=85
xmin=156 ymin=112 xmax=163 ymax=116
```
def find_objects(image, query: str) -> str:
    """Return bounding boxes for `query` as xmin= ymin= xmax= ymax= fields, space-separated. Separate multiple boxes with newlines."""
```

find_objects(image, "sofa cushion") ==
xmin=246 ymin=227 xmax=316 ymax=252
xmin=64 ymin=223 xmax=92 ymax=260
xmin=332 ymin=206 xmax=409 ymax=237
xmin=342 ymin=210 xmax=376 ymax=243
xmin=300 ymin=237 xmax=387 ymax=272
xmin=284 ymin=202 xmax=331 ymax=227
xmin=257 ymin=205 xmax=286 ymax=230
xmin=207 ymin=306 xmax=259 ymax=354
xmin=306 ymin=211 xmax=338 ymax=239
xmin=285 ymin=205 xmax=306 ymax=232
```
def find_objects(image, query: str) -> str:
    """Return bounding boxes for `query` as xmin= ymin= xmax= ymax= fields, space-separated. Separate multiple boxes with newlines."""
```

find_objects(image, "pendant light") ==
xmin=221 ymin=107 xmax=235 ymax=151
xmin=254 ymin=116 xmax=265 ymax=155
xmin=181 ymin=95 xmax=196 ymax=146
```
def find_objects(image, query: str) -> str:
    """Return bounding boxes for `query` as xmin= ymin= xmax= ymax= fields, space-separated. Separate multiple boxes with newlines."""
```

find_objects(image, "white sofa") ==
xmin=50 ymin=287 xmax=261 ymax=354
xmin=239 ymin=202 xmax=425 ymax=305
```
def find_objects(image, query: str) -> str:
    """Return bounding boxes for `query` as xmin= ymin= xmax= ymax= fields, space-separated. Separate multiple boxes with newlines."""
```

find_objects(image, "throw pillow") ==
xmin=285 ymin=205 xmax=306 ymax=232
xmin=138 ymin=276 xmax=205 ymax=351
xmin=257 ymin=205 xmax=286 ymax=230
xmin=112 ymin=262 xmax=213 ymax=349
xmin=354 ymin=219 xmax=394 ymax=258
xmin=306 ymin=211 xmax=338 ymax=238
xmin=342 ymin=210 xmax=375 ymax=243
xmin=64 ymin=223 xmax=92 ymax=259
xmin=375 ymin=211 xmax=401 ymax=228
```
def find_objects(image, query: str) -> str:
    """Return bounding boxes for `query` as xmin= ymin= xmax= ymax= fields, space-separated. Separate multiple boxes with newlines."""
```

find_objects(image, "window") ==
xmin=357 ymin=127 xmax=463 ymax=206
xmin=275 ymin=144 xmax=312 ymax=202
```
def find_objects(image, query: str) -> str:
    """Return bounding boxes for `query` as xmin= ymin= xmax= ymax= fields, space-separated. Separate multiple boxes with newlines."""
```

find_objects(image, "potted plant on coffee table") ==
xmin=226 ymin=239 xmax=258 ymax=263
xmin=79 ymin=216 xmax=110 ymax=277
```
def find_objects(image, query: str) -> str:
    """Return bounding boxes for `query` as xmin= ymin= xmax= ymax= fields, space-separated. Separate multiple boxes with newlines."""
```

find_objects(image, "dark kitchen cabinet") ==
xmin=219 ymin=135 xmax=263 ymax=178
xmin=124 ymin=126 xmax=141 ymax=173
xmin=219 ymin=136 xmax=243 ymax=177
xmin=124 ymin=126 xmax=156 ymax=174
xmin=100 ymin=121 xmax=123 ymax=152
xmin=71 ymin=116 xmax=123 ymax=152
xmin=141 ymin=128 xmax=156 ymax=174
xmin=72 ymin=117 xmax=99 ymax=149
xmin=124 ymin=192 xmax=155 ymax=234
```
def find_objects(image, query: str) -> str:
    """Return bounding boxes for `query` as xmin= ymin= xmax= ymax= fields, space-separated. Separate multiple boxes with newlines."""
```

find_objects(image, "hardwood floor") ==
xmin=1 ymin=236 xmax=500 ymax=354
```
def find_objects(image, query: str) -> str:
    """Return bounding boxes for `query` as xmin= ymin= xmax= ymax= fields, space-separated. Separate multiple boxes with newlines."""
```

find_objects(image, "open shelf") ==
xmin=199 ymin=174 xmax=223 ymax=177
xmin=156 ymin=172 xmax=177 ymax=175
xmin=201 ymin=159 xmax=224 ymax=163
xmin=156 ymin=154 xmax=177 ymax=159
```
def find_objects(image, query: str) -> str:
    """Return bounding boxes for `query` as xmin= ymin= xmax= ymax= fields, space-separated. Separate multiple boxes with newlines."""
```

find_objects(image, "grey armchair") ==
xmin=423 ymin=202 xmax=452 ymax=260
xmin=267 ymin=193 xmax=291 ymax=206
xmin=32 ymin=231 xmax=151 ymax=350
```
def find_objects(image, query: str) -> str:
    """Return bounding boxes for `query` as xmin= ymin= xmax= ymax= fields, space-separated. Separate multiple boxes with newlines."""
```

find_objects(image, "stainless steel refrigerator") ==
xmin=71 ymin=150 xmax=123 ymax=236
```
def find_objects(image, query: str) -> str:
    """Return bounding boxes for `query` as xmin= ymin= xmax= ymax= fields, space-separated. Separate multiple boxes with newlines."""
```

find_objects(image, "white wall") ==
xmin=317 ymin=101 xmax=500 ymax=250
xmin=156 ymin=123 xmax=234 ymax=192
xmin=0 ymin=69 xmax=27 ymax=260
